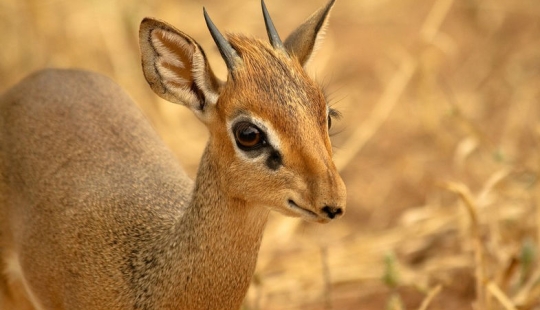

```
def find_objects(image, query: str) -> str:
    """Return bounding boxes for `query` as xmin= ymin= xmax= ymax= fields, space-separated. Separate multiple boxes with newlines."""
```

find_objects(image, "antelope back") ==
xmin=139 ymin=0 xmax=346 ymax=222
xmin=0 ymin=68 xmax=194 ymax=309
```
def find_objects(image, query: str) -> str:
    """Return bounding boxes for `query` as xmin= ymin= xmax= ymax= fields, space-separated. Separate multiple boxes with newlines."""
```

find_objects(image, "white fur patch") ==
xmin=157 ymin=60 xmax=189 ymax=85
xmin=152 ymin=29 xmax=193 ymax=69
xmin=192 ymin=48 xmax=219 ymax=105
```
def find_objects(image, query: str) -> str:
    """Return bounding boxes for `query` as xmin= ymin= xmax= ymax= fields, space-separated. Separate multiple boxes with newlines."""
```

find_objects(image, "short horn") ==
xmin=261 ymin=0 xmax=285 ymax=51
xmin=203 ymin=8 xmax=241 ymax=71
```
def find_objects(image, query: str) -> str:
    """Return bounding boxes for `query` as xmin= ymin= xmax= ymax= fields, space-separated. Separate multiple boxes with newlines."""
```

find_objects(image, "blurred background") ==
xmin=1 ymin=0 xmax=539 ymax=309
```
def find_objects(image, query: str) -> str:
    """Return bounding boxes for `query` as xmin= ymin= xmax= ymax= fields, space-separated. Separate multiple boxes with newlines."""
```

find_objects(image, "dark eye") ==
xmin=327 ymin=108 xmax=341 ymax=130
xmin=233 ymin=121 xmax=266 ymax=150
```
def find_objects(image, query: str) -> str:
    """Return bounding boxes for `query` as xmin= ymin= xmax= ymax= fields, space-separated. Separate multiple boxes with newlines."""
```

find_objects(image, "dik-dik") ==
xmin=0 ymin=0 xmax=345 ymax=309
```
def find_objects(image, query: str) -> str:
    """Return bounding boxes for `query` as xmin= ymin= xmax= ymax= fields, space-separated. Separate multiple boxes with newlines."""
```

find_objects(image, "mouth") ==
xmin=287 ymin=199 xmax=318 ymax=219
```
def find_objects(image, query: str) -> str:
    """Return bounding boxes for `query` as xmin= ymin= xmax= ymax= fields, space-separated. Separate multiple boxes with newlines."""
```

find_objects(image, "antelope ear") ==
xmin=284 ymin=0 xmax=335 ymax=67
xmin=139 ymin=18 xmax=221 ymax=116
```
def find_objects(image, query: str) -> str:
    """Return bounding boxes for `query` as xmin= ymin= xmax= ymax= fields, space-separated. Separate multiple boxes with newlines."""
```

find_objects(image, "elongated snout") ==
xmin=316 ymin=167 xmax=346 ymax=221
xmin=287 ymin=138 xmax=347 ymax=222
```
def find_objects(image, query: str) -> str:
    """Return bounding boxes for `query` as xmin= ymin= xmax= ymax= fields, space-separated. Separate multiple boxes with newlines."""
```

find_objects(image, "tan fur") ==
xmin=0 ymin=1 xmax=345 ymax=309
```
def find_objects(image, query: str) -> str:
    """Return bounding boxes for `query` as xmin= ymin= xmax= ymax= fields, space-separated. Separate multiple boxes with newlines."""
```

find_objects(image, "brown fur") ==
xmin=0 ymin=1 xmax=345 ymax=309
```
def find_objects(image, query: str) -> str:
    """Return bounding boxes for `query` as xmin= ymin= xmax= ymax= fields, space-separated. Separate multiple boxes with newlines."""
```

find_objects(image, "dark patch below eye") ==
xmin=266 ymin=150 xmax=283 ymax=171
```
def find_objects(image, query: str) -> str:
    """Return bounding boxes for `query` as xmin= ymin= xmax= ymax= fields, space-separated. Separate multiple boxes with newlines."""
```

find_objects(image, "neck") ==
xmin=164 ymin=146 xmax=269 ymax=309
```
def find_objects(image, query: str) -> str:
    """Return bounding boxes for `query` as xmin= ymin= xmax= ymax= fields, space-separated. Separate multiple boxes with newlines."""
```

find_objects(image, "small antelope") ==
xmin=0 ymin=0 xmax=345 ymax=309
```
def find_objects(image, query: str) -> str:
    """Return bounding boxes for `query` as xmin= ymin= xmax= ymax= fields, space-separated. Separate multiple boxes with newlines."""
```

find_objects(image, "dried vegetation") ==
xmin=1 ymin=0 xmax=539 ymax=309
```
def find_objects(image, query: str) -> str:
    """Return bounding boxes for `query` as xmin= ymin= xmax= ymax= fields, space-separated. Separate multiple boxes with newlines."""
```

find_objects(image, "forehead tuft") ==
xmin=224 ymin=35 xmax=327 ymax=128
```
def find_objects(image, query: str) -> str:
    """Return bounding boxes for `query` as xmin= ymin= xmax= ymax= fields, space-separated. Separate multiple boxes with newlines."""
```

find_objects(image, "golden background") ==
xmin=1 ymin=0 xmax=539 ymax=309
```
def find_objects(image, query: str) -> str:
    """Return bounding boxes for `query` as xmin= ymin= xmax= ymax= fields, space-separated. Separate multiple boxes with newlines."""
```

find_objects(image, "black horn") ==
xmin=203 ymin=8 xmax=241 ymax=71
xmin=261 ymin=0 xmax=285 ymax=51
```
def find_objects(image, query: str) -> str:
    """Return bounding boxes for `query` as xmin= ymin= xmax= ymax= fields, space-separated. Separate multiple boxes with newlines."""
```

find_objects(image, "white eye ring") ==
xmin=227 ymin=114 xmax=282 ymax=161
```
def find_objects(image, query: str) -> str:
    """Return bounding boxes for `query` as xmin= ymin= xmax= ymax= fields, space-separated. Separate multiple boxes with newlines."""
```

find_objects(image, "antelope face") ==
xmin=211 ymin=38 xmax=345 ymax=223
xmin=139 ymin=0 xmax=345 ymax=222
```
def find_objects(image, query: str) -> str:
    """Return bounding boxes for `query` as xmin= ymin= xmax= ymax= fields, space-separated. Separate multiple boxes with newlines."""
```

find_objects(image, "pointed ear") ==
xmin=139 ymin=18 xmax=221 ymax=116
xmin=284 ymin=0 xmax=335 ymax=67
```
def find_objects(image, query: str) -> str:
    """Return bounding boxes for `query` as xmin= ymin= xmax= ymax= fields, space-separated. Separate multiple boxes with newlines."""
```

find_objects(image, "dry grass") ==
xmin=1 ymin=0 xmax=539 ymax=309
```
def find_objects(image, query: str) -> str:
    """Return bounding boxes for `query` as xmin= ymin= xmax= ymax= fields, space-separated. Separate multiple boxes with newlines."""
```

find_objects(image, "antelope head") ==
xmin=139 ymin=0 xmax=346 ymax=223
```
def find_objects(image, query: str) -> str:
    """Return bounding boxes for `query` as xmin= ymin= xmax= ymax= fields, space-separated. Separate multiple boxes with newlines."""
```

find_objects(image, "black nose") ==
xmin=321 ymin=205 xmax=343 ymax=219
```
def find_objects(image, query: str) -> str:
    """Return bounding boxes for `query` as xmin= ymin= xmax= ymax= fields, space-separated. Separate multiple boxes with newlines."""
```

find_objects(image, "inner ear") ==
xmin=139 ymin=18 xmax=221 ymax=113
xmin=153 ymin=30 xmax=197 ymax=93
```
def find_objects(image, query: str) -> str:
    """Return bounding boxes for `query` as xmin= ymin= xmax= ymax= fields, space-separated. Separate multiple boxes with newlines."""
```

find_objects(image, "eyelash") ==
xmin=328 ymin=108 xmax=341 ymax=120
